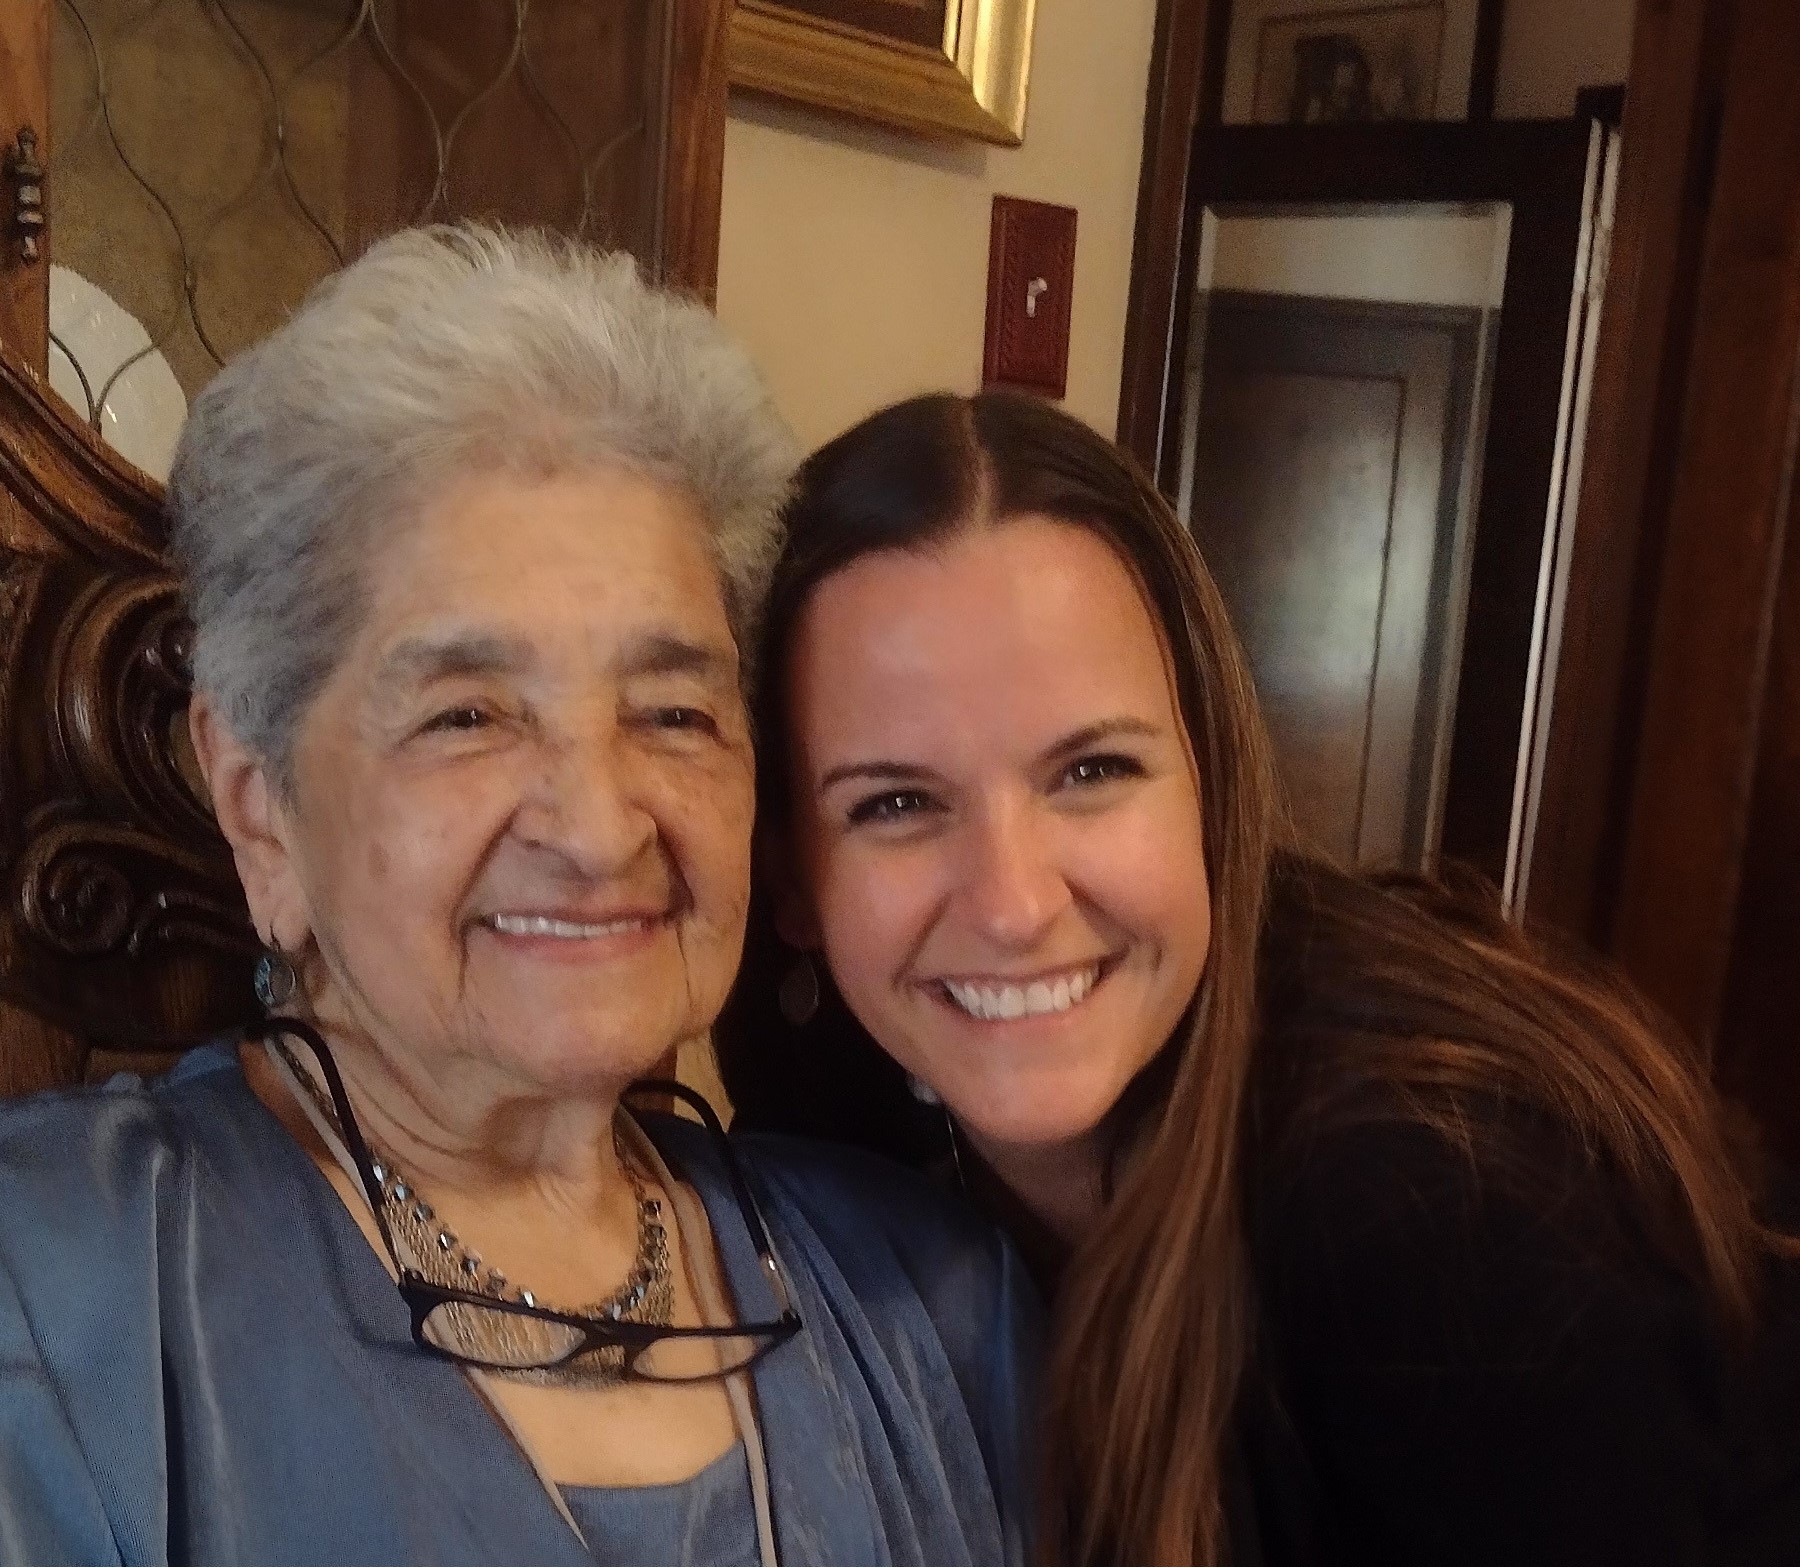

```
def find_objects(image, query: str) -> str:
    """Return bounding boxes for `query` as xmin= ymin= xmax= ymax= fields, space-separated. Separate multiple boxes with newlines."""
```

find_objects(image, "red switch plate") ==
xmin=984 ymin=195 xmax=1077 ymax=399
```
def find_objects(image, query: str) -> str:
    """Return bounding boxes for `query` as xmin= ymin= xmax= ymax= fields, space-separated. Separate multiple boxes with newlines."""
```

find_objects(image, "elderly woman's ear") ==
xmin=190 ymin=695 xmax=311 ymax=954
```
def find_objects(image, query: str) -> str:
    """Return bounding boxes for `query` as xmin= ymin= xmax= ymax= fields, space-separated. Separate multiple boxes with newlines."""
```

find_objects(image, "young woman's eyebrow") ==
xmin=1040 ymin=716 xmax=1162 ymax=764
xmin=816 ymin=759 xmax=936 ymax=794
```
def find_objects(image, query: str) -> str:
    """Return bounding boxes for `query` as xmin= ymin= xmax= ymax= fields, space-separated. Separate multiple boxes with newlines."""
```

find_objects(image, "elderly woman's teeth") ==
xmin=487 ymin=913 xmax=652 ymax=938
xmin=943 ymin=965 xmax=1100 ymax=1021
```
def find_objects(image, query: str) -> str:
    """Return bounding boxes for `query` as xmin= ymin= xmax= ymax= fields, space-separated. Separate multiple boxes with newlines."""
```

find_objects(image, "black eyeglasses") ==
xmin=252 ymin=1017 xmax=803 ymax=1384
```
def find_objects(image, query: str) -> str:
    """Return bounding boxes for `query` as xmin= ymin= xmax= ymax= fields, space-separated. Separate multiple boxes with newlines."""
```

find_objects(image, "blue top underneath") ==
xmin=563 ymin=1442 xmax=759 ymax=1566
xmin=0 ymin=1043 xmax=1039 ymax=1567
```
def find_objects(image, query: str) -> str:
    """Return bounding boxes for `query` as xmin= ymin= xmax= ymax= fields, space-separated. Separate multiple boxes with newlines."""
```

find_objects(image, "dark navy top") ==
xmin=0 ymin=1044 xmax=1039 ymax=1567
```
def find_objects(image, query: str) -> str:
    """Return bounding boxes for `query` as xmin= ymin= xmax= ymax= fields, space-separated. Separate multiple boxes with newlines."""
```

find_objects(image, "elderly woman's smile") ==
xmin=263 ymin=464 xmax=755 ymax=1095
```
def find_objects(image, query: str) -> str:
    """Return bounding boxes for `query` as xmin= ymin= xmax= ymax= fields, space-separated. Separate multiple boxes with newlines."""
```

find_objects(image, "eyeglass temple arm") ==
xmin=626 ymin=1076 xmax=798 ymax=1319
xmin=250 ymin=1016 xmax=409 ymax=1267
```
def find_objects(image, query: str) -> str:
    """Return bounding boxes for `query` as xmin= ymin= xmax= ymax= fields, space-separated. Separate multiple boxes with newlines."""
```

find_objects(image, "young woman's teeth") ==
xmin=943 ymin=966 xmax=1100 ymax=1021
xmin=487 ymin=914 xmax=651 ymax=938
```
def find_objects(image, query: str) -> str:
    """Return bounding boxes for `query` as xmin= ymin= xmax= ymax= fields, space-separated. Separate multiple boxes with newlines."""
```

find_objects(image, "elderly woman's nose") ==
xmin=957 ymin=801 xmax=1071 ymax=950
xmin=516 ymin=728 xmax=658 ymax=871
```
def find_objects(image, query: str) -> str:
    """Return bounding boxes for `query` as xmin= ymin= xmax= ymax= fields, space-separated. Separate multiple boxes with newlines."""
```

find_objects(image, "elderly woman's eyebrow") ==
xmin=618 ymin=630 xmax=739 ymax=683
xmin=374 ymin=631 xmax=534 ymax=687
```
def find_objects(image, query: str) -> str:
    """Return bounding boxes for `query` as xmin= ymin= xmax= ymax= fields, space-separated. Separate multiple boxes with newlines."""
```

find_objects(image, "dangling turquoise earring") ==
xmin=253 ymin=939 xmax=298 ymax=1012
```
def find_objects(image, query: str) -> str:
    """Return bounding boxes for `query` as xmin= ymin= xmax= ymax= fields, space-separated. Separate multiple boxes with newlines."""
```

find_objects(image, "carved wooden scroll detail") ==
xmin=0 ymin=349 xmax=253 ymax=1071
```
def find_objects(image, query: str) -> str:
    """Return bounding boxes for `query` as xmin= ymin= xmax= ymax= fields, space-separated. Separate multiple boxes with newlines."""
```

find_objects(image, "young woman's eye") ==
xmin=1063 ymin=753 xmax=1144 ymax=788
xmin=847 ymin=789 xmax=939 ymax=826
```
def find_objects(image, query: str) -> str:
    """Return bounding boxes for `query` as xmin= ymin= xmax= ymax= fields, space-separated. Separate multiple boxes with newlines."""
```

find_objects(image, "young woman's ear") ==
xmin=189 ymin=697 xmax=312 ymax=952
xmin=756 ymin=826 xmax=821 ymax=951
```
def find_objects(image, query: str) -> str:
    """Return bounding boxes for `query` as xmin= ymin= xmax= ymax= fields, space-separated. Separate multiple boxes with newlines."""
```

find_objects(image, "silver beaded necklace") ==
xmin=275 ymin=1041 xmax=673 ymax=1387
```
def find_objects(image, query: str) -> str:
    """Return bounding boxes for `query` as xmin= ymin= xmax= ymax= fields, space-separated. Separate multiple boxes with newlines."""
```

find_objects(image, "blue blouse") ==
xmin=563 ymin=1442 xmax=759 ymax=1565
xmin=0 ymin=1044 xmax=1039 ymax=1567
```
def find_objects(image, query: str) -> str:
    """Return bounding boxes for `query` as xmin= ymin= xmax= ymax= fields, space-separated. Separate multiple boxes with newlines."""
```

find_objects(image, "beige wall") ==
xmin=715 ymin=0 xmax=1638 ymax=454
xmin=715 ymin=2 xmax=1161 ymax=452
xmin=1497 ymin=0 xmax=1636 ymax=118
xmin=1203 ymin=204 xmax=1513 ymax=308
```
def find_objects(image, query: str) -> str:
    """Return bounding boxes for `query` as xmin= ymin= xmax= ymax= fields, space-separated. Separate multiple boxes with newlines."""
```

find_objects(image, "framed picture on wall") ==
xmin=1222 ymin=0 xmax=1482 ymax=124
xmin=1255 ymin=3 xmax=1446 ymax=123
xmin=730 ymin=0 xmax=1038 ymax=146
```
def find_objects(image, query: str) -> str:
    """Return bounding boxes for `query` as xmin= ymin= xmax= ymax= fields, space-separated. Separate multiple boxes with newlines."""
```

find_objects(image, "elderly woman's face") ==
xmin=262 ymin=467 xmax=754 ymax=1091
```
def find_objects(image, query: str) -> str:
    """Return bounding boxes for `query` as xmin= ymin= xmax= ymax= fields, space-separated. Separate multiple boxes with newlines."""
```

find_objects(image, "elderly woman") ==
xmin=0 ymin=229 xmax=1035 ymax=1567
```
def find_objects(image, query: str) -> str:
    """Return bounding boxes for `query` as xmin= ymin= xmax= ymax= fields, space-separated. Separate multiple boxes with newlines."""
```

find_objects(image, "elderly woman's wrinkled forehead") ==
xmin=348 ymin=459 xmax=743 ymax=691
xmin=166 ymin=224 xmax=795 ymax=774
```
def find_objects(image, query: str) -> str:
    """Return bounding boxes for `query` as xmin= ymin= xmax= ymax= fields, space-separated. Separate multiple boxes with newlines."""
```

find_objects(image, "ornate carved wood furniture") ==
xmin=0 ymin=356 xmax=239 ymax=1091
xmin=0 ymin=0 xmax=732 ymax=1094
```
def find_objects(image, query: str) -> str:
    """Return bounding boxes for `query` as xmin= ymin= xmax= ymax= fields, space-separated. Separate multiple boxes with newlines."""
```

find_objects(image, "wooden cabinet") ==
xmin=0 ymin=0 xmax=733 ymax=1092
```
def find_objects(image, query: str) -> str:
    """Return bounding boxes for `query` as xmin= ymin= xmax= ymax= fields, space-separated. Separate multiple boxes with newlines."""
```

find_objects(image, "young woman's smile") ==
xmin=782 ymin=516 xmax=1214 ymax=1169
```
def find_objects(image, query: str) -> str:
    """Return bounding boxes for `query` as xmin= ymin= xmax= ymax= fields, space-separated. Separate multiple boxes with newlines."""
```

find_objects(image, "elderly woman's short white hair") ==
xmin=168 ymin=224 xmax=797 ymax=775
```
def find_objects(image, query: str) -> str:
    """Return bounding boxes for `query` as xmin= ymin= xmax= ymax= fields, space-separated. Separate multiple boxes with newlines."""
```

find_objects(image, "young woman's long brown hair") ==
xmin=716 ymin=390 xmax=1779 ymax=1567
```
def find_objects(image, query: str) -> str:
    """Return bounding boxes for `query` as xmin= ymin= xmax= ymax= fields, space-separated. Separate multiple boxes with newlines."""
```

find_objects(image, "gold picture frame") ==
xmin=729 ymin=0 xmax=1038 ymax=147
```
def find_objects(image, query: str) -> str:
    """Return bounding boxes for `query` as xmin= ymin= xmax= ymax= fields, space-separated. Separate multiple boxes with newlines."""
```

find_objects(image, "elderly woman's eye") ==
xmin=423 ymin=706 xmax=491 ymax=734
xmin=648 ymin=705 xmax=719 ymax=734
xmin=847 ymin=789 xmax=937 ymax=826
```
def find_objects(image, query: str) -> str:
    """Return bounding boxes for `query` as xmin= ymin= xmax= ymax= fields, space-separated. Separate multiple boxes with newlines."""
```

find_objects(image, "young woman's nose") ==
xmin=957 ymin=799 xmax=1072 ymax=950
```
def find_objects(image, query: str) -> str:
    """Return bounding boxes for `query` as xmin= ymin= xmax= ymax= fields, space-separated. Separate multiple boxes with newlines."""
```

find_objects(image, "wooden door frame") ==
xmin=663 ymin=0 xmax=732 ymax=297
xmin=1119 ymin=0 xmax=1800 ymax=1089
xmin=1601 ymin=0 xmax=1800 ymax=1045
xmin=1161 ymin=118 xmax=1599 ymax=888
xmin=1115 ymin=0 xmax=1229 ymax=471
xmin=1116 ymin=0 xmax=1507 ymax=474
xmin=1500 ymin=0 xmax=1731 ymax=949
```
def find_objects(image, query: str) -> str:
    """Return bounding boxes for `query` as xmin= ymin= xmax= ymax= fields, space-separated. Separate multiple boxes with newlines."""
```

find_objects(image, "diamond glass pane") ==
xmin=48 ymin=0 xmax=668 ymax=473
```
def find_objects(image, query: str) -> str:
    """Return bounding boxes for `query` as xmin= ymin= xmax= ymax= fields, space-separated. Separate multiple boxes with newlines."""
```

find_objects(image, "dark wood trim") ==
xmin=1170 ymin=120 xmax=1598 ymax=887
xmin=1573 ymin=84 xmax=1627 ymax=128
xmin=1608 ymin=0 xmax=1800 ymax=1047
xmin=1718 ymin=464 xmax=1800 ymax=1155
xmin=661 ymin=0 xmax=731 ymax=298
xmin=1115 ymin=0 xmax=1226 ymax=472
xmin=1521 ymin=0 xmax=1727 ymax=942
xmin=1467 ymin=0 xmax=1506 ymax=123
xmin=1120 ymin=0 xmax=1510 ymax=468
xmin=0 ymin=0 xmax=47 ymax=371
xmin=1197 ymin=0 xmax=1231 ymax=126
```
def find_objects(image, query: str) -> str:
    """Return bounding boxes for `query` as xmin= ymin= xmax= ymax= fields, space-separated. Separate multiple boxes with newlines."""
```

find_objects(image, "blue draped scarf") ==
xmin=0 ymin=1044 xmax=1039 ymax=1566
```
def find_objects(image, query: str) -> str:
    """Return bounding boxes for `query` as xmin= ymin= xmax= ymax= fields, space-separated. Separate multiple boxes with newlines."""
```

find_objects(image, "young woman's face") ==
xmin=782 ymin=516 xmax=1212 ymax=1170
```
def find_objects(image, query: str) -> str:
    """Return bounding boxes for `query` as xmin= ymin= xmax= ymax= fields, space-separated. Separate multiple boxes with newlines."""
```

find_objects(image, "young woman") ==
xmin=717 ymin=391 xmax=1800 ymax=1567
